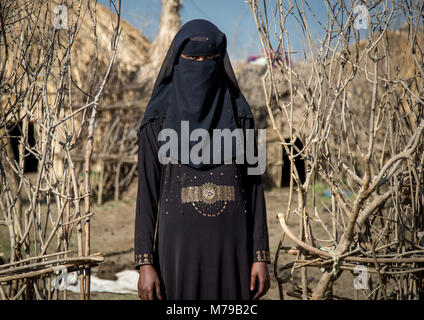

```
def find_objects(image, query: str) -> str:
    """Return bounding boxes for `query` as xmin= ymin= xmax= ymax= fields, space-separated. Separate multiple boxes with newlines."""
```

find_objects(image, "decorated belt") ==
xmin=181 ymin=182 xmax=235 ymax=205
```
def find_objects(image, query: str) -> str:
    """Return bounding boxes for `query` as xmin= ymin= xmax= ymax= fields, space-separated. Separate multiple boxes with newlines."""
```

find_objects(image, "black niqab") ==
xmin=139 ymin=19 xmax=253 ymax=169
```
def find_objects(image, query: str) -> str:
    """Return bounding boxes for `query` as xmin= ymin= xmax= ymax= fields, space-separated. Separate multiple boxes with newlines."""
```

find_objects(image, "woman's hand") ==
xmin=250 ymin=262 xmax=270 ymax=300
xmin=138 ymin=265 xmax=162 ymax=300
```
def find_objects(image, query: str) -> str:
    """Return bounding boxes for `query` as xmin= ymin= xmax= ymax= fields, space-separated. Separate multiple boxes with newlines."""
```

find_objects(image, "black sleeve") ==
xmin=134 ymin=119 xmax=163 ymax=269
xmin=241 ymin=117 xmax=271 ymax=264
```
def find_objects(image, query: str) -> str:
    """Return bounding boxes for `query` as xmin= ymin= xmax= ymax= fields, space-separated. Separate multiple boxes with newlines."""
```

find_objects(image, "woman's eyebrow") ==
xmin=180 ymin=53 xmax=221 ymax=60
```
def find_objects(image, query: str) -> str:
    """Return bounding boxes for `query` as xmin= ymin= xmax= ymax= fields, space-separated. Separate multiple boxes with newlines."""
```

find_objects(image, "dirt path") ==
xmin=87 ymin=184 xmax=290 ymax=300
xmin=57 ymin=183 xmax=358 ymax=299
xmin=0 ymin=180 xmax=359 ymax=300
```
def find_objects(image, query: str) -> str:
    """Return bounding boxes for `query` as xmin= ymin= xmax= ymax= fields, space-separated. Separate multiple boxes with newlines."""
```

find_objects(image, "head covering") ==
xmin=139 ymin=19 xmax=253 ymax=169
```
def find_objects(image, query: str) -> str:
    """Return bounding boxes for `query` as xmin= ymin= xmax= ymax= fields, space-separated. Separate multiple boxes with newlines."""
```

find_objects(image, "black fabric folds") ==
xmin=139 ymin=19 xmax=253 ymax=169
xmin=134 ymin=117 xmax=271 ymax=300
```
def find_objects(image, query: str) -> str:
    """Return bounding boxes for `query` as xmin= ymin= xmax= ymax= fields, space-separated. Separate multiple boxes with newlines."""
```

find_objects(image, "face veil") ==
xmin=139 ymin=19 xmax=254 ymax=169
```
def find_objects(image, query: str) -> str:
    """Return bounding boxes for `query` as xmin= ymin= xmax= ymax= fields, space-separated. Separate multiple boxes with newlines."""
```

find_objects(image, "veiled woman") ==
xmin=134 ymin=19 xmax=270 ymax=300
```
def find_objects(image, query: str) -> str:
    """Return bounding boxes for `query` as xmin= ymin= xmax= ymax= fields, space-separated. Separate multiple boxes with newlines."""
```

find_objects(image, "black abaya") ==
xmin=134 ymin=117 xmax=270 ymax=300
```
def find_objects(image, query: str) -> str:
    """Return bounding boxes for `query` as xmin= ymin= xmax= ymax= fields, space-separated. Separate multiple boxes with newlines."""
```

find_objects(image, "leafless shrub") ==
xmin=0 ymin=0 xmax=121 ymax=299
xmin=249 ymin=0 xmax=424 ymax=299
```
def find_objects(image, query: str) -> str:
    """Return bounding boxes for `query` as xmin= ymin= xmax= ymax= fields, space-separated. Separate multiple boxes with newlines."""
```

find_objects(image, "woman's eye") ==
xmin=207 ymin=54 xmax=220 ymax=60
xmin=181 ymin=54 xmax=196 ymax=60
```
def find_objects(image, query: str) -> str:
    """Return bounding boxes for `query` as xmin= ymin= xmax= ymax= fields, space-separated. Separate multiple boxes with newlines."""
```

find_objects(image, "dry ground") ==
xmin=76 ymin=181 xmax=360 ymax=300
xmin=1 ymin=180 xmax=365 ymax=300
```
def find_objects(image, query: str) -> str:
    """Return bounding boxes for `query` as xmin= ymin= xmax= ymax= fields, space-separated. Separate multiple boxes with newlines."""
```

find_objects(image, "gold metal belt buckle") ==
xmin=181 ymin=182 xmax=235 ymax=205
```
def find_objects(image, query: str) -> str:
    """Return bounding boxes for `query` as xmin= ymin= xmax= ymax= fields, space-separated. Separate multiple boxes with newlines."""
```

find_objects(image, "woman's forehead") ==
xmin=180 ymin=19 xmax=222 ymax=35
xmin=190 ymin=36 xmax=209 ymax=41
xmin=173 ymin=19 xmax=226 ymax=57
xmin=182 ymin=37 xmax=222 ymax=56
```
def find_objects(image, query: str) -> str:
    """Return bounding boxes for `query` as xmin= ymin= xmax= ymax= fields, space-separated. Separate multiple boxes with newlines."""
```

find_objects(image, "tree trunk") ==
xmin=149 ymin=0 xmax=181 ymax=70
